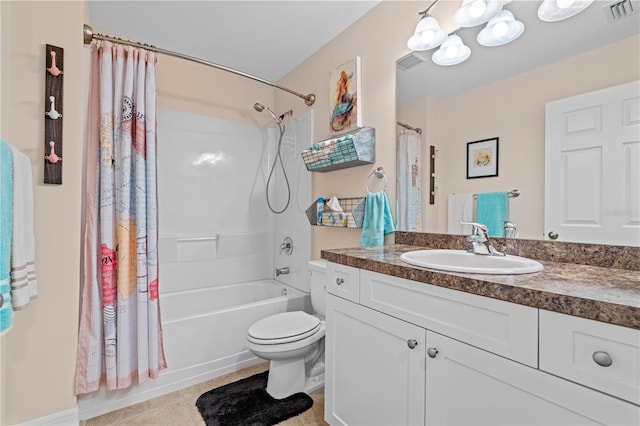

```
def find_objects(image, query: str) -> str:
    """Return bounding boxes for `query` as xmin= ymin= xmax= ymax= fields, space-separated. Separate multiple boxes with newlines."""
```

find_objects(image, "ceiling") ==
xmin=88 ymin=1 xmax=639 ymax=104
xmin=397 ymin=0 xmax=640 ymax=103
xmin=88 ymin=0 xmax=381 ymax=83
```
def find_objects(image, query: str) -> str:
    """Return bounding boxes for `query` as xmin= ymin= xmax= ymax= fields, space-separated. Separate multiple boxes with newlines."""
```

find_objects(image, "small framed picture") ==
xmin=467 ymin=137 xmax=499 ymax=179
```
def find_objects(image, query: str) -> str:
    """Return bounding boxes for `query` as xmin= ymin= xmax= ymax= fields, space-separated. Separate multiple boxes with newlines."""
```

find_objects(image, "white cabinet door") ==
xmin=325 ymin=294 xmax=426 ymax=426
xmin=545 ymin=80 xmax=640 ymax=245
xmin=425 ymin=331 xmax=639 ymax=426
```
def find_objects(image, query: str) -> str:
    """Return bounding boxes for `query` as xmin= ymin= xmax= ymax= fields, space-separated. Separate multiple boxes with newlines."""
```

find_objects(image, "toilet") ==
xmin=246 ymin=260 xmax=327 ymax=399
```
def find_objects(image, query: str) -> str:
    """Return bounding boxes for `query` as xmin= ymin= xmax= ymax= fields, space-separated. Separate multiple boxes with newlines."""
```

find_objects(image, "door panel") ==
xmin=545 ymin=80 xmax=640 ymax=245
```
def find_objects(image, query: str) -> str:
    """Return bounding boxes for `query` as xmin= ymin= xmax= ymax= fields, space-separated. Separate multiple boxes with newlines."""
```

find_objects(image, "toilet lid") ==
xmin=248 ymin=311 xmax=321 ymax=344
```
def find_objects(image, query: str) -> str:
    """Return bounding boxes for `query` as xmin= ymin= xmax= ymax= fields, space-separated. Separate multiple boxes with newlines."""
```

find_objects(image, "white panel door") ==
xmin=545 ymin=80 xmax=640 ymax=245
xmin=325 ymin=294 xmax=425 ymax=426
xmin=425 ymin=331 xmax=640 ymax=426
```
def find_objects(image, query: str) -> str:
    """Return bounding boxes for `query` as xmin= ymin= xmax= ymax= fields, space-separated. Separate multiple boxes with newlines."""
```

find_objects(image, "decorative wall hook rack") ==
xmin=44 ymin=44 xmax=64 ymax=184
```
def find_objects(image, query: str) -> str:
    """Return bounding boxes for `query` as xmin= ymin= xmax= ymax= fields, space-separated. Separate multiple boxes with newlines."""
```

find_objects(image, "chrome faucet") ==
xmin=460 ymin=221 xmax=505 ymax=256
xmin=275 ymin=267 xmax=290 ymax=276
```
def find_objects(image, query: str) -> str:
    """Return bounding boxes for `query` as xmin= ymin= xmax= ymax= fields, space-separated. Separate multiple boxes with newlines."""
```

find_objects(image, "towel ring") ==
xmin=366 ymin=167 xmax=387 ymax=193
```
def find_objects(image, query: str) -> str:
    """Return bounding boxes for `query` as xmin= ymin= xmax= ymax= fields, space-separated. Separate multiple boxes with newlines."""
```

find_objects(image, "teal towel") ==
xmin=360 ymin=191 xmax=395 ymax=247
xmin=0 ymin=138 xmax=14 ymax=332
xmin=476 ymin=191 xmax=508 ymax=237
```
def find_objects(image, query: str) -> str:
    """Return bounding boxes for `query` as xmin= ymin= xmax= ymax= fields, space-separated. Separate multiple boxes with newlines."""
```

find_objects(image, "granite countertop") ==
xmin=321 ymin=244 xmax=640 ymax=330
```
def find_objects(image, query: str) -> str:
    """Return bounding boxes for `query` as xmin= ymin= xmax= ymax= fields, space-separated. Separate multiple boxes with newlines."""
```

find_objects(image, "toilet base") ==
xmin=266 ymin=358 xmax=306 ymax=399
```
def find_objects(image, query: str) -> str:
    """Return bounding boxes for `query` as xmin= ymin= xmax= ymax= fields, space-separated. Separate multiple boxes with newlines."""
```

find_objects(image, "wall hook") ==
xmin=47 ymin=50 xmax=63 ymax=76
xmin=45 ymin=140 xmax=61 ymax=164
xmin=45 ymin=96 xmax=61 ymax=119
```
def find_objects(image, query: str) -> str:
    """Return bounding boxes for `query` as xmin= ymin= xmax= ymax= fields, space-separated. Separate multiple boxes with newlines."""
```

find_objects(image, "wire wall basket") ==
xmin=305 ymin=197 xmax=366 ymax=228
xmin=302 ymin=127 xmax=375 ymax=172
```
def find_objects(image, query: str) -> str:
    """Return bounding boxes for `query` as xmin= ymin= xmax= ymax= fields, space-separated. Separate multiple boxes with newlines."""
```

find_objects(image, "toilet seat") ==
xmin=247 ymin=311 xmax=321 ymax=345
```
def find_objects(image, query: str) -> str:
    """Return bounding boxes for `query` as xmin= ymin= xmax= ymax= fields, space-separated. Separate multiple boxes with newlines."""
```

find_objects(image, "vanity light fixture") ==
xmin=407 ymin=15 xmax=448 ymax=51
xmin=406 ymin=0 xmax=525 ymax=66
xmin=453 ymin=0 xmax=505 ymax=27
xmin=407 ymin=0 xmax=447 ymax=51
xmin=432 ymin=34 xmax=471 ymax=66
xmin=477 ymin=9 xmax=525 ymax=46
xmin=538 ymin=0 xmax=594 ymax=21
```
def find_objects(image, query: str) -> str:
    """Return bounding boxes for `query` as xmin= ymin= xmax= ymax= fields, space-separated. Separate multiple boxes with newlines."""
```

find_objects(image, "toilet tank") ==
xmin=308 ymin=260 xmax=327 ymax=317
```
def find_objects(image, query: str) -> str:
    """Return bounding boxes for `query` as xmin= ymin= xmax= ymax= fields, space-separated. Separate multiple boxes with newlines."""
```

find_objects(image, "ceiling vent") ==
xmin=603 ymin=0 xmax=639 ymax=22
xmin=397 ymin=51 xmax=430 ymax=71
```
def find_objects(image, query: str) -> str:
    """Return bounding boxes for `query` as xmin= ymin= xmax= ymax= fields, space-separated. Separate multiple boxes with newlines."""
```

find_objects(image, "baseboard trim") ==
xmin=22 ymin=406 xmax=79 ymax=426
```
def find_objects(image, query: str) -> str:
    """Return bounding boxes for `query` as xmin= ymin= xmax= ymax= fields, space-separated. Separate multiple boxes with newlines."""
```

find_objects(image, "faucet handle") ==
xmin=460 ymin=221 xmax=488 ymax=237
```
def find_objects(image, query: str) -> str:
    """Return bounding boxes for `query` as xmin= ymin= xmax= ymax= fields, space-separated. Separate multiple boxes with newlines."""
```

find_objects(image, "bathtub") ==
xmin=78 ymin=279 xmax=310 ymax=420
xmin=160 ymin=280 xmax=310 ymax=373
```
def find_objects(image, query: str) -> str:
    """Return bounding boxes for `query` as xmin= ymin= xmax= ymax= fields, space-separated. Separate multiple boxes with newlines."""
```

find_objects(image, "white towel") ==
xmin=447 ymin=194 xmax=474 ymax=235
xmin=9 ymin=146 xmax=37 ymax=309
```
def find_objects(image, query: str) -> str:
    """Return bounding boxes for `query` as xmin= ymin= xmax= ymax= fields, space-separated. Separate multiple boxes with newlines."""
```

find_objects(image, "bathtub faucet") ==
xmin=275 ymin=267 xmax=290 ymax=276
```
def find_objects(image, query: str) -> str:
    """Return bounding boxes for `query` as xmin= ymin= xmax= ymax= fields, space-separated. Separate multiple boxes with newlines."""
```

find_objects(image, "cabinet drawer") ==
xmin=360 ymin=270 xmax=538 ymax=367
xmin=326 ymin=262 xmax=360 ymax=303
xmin=540 ymin=310 xmax=640 ymax=405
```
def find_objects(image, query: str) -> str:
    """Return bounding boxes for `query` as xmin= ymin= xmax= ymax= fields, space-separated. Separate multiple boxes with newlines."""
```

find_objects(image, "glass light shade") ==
xmin=432 ymin=35 xmax=471 ymax=66
xmin=538 ymin=0 xmax=594 ymax=22
xmin=453 ymin=0 xmax=503 ymax=27
xmin=477 ymin=10 xmax=524 ymax=47
xmin=407 ymin=16 xmax=447 ymax=51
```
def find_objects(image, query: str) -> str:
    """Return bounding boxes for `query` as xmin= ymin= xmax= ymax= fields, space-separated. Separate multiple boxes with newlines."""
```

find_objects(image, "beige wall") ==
xmin=0 ymin=1 xmax=89 ymax=424
xmin=408 ymin=35 xmax=639 ymax=239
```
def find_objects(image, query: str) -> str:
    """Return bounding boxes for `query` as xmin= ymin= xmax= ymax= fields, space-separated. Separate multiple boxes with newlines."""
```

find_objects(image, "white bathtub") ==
xmin=78 ymin=280 xmax=310 ymax=420
xmin=160 ymin=280 xmax=310 ymax=372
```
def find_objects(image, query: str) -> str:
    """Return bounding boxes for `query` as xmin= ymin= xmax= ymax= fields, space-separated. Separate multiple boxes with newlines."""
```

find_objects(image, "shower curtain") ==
xmin=76 ymin=42 xmax=166 ymax=394
xmin=396 ymin=131 xmax=422 ymax=232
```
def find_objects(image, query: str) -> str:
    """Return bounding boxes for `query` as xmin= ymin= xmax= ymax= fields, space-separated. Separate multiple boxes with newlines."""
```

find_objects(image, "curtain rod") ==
xmin=82 ymin=24 xmax=316 ymax=106
xmin=397 ymin=121 xmax=422 ymax=134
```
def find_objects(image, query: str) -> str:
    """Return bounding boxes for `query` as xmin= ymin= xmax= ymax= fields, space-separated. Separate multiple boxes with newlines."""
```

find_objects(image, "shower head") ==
xmin=253 ymin=102 xmax=280 ymax=124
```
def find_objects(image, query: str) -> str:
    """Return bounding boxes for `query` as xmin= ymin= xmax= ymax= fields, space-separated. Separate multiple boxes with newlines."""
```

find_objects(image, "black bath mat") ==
xmin=195 ymin=371 xmax=313 ymax=426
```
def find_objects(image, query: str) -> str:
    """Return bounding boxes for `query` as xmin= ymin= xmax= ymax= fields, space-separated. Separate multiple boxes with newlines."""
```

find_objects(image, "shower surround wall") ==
xmin=78 ymin=108 xmax=313 ymax=419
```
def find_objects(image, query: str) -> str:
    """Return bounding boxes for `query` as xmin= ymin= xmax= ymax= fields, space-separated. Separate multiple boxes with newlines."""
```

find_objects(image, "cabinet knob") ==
xmin=427 ymin=347 xmax=439 ymax=358
xmin=548 ymin=231 xmax=559 ymax=240
xmin=336 ymin=278 xmax=344 ymax=286
xmin=407 ymin=339 xmax=418 ymax=349
xmin=592 ymin=351 xmax=613 ymax=367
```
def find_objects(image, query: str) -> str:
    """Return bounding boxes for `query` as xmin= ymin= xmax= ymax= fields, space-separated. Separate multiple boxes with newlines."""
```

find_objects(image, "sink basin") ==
xmin=399 ymin=249 xmax=544 ymax=274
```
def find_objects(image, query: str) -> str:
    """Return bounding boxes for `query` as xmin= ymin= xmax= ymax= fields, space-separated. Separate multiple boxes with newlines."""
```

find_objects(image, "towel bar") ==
xmin=472 ymin=189 xmax=520 ymax=199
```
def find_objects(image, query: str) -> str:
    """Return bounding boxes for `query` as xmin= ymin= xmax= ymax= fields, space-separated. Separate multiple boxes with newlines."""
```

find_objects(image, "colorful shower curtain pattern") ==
xmin=76 ymin=42 xmax=166 ymax=394
xmin=396 ymin=131 xmax=422 ymax=232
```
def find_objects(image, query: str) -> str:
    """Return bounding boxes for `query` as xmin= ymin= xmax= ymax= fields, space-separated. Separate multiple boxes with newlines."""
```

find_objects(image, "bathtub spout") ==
xmin=276 ymin=267 xmax=290 ymax=276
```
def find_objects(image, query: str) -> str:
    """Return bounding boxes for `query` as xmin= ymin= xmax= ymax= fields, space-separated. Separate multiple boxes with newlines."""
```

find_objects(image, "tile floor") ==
xmin=81 ymin=362 xmax=328 ymax=426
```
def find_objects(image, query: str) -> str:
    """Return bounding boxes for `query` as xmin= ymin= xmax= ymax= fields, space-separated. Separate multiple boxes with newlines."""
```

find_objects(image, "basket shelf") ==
xmin=305 ymin=197 xmax=366 ymax=228
xmin=302 ymin=127 xmax=375 ymax=172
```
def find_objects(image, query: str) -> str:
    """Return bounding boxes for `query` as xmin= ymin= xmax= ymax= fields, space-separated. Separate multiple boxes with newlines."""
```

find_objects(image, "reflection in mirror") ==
xmin=396 ymin=0 xmax=640 ymax=245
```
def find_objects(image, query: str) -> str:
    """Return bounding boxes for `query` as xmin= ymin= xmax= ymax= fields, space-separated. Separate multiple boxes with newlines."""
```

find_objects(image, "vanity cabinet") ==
xmin=324 ymin=263 xmax=640 ymax=426
xmin=325 ymin=294 xmax=425 ymax=426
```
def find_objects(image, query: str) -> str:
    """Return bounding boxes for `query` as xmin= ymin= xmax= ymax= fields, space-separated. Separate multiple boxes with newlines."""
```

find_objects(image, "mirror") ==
xmin=396 ymin=0 xmax=640 ymax=244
